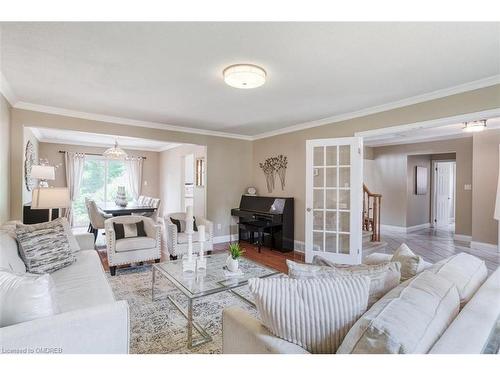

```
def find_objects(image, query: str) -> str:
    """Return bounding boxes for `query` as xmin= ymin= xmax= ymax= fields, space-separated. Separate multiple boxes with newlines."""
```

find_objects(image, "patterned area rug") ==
xmin=106 ymin=264 xmax=258 ymax=354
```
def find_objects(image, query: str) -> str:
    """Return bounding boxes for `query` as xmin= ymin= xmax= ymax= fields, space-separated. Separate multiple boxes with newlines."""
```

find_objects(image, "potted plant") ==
xmin=226 ymin=243 xmax=244 ymax=272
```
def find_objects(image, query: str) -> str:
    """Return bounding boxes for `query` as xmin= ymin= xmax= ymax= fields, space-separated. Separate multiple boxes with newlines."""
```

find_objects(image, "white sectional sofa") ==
xmin=223 ymin=253 xmax=500 ymax=354
xmin=0 ymin=229 xmax=129 ymax=354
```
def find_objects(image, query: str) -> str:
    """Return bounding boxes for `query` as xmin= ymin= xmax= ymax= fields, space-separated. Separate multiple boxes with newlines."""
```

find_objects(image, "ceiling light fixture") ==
xmin=103 ymin=141 xmax=128 ymax=160
xmin=463 ymin=119 xmax=487 ymax=133
xmin=223 ymin=64 xmax=266 ymax=89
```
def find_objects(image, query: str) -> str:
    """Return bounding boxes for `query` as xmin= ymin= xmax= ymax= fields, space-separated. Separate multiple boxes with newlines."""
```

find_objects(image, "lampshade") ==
xmin=31 ymin=165 xmax=55 ymax=180
xmin=32 ymin=188 xmax=71 ymax=209
xmin=103 ymin=141 xmax=128 ymax=160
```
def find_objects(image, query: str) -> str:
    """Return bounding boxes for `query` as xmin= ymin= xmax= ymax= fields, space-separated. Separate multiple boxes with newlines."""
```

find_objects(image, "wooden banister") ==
xmin=363 ymin=184 xmax=382 ymax=242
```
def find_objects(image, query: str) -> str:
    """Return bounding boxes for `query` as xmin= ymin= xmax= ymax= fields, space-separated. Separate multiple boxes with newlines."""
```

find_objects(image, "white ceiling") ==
xmin=363 ymin=117 xmax=500 ymax=147
xmin=2 ymin=22 xmax=500 ymax=137
xmin=29 ymin=127 xmax=180 ymax=152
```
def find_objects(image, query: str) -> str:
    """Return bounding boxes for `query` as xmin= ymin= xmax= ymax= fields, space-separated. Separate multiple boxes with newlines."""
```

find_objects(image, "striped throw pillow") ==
xmin=15 ymin=220 xmax=75 ymax=274
xmin=249 ymin=276 xmax=370 ymax=353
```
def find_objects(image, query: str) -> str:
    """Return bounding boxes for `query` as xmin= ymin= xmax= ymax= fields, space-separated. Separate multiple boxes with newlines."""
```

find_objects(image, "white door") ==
xmin=434 ymin=162 xmax=454 ymax=227
xmin=305 ymin=137 xmax=363 ymax=264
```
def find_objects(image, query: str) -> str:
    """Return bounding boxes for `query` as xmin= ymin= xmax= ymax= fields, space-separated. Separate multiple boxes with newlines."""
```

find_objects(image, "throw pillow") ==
xmin=170 ymin=216 xmax=198 ymax=233
xmin=287 ymin=259 xmax=401 ymax=307
xmin=249 ymin=276 xmax=370 ymax=353
xmin=15 ymin=220 xmax=75 ymax=274
xmin=0 ymin=270 xmax=60 ymax=327
xmin=391 ymin=243 xmax=422 ymax=281
xmin=113 ymin=220 xmax=147 ymax=240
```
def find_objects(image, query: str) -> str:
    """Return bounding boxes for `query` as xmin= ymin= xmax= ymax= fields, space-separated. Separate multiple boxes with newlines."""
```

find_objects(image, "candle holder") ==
xmin=196 ymin=224 xmax=207 ymax=270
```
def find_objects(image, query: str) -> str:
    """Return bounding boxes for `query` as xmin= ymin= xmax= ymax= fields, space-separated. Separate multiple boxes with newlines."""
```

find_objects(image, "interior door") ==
xmin=434 ymin=162 xmax=453 ymax=227
xmin=305 ymin=137 xmax=363 ymax=264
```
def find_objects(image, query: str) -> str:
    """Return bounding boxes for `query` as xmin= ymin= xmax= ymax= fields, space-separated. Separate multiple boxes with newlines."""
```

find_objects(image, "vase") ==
xmin=115 ymin=186 xmax=128 ymax=207
xmin=226 ymin=256 xmax=239 ymax=272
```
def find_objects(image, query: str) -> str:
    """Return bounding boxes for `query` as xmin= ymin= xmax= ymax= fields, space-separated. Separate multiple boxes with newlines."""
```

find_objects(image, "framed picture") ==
xmin=415 ymin=166 xmax=428 ymax=195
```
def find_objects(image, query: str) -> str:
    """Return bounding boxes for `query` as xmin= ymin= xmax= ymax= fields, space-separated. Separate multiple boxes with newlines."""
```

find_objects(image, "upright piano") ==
xmin=231 ymin=195 xmax=294 ymax=252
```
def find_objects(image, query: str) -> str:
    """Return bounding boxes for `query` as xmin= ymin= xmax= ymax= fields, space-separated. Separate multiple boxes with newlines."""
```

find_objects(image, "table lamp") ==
xmin=31 ymin=165 xmax=55 ymax=188
xmin=32 ymin=187 xmax=71 ymax=221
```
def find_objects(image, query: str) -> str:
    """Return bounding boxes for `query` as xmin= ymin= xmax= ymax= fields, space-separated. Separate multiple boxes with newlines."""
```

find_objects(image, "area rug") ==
xmin=106 ymin=264 xmax=259 ymax=354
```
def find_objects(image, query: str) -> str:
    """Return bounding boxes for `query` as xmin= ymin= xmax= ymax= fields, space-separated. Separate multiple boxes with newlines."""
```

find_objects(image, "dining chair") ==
xmin=86 ymin=198 xmax=113 ymax=242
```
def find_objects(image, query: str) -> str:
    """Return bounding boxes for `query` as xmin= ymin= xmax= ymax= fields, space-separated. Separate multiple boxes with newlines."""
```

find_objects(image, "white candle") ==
xmin=198 ymin=225 xmax=205 ymax=242
xmin=186 ymin=205 xmax=193 ymax=233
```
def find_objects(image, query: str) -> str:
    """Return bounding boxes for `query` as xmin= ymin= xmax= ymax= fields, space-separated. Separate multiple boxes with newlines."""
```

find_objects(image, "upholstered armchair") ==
xmin=105 ymin=216 xmax=161 ymax=276
xmin=86 ymin=198 xmax=112 ymax=242
xmin=163 ymin=212 xmax=214 ymax=260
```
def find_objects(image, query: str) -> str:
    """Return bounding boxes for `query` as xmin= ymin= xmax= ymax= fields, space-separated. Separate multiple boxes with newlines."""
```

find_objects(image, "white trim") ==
xmin=213 ymin=234 xmax=239 ymax=244
xmin=13 ymin=101 xmax=254 ymax=141
xmin=380 ymin=224 xmax=407 ymax=233
xmin=0 ymin=71 xmax=18 ymax=105
xmin=255 ymin=75 xmax=500 ymax=140
xmin=406 ymin=223 xmax=431 ymax=232
xmin=355 ymin=108 xmax=500 ymax=139
xmin=454 ymin=234 xmax=472 ymax=242
xmin=470 ymin=241 xmax=499 ymax=252
xmin=4 ymin=74 xmax=499 ymax=142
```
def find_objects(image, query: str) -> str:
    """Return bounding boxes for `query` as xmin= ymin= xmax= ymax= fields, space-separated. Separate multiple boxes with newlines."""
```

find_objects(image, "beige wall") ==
xmin=158 ymin=144 xmax=207 ymax=218
xmin=252 ymin=85 xmax=498 ymax=242
xmin=472 ymin=129 xmax=500 ymax=245
xmin=406 ymin=155 xmax=431 ymax=228
xmin=22 ymin=127 xmax=39 ymax=204
xmin=371 ymin=138 xmax=471 ymax=235
xmin=10 ymin=109 xmax=253 ymax=238
xmin=37 ymin=142 xmax=160 ymax=198
xmin=0 ymin=94 xmax=10 ymax=224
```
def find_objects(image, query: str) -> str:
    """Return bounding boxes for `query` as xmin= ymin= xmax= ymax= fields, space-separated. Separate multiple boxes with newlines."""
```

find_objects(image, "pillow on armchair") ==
xmin=170 ymin=217 xmax=198 ymax=233
xmin=113 ymin=220 xmax=147 ymax=240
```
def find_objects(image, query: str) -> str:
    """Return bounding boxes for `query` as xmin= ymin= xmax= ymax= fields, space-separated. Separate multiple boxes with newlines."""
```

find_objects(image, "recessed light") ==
xmin=463 ymin=119 xmax=487 ymax=133
xmin=223 ymin=64 xmax=266 ymax=89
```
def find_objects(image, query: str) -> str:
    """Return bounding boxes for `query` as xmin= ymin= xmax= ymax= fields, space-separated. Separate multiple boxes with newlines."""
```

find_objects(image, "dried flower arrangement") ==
xmin=259 ymin=154 xmax=288 ymax=193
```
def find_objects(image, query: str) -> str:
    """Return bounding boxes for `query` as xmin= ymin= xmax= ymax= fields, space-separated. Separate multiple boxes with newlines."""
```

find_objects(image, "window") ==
xmin=73 ymin=156 xmax=131 ymax=227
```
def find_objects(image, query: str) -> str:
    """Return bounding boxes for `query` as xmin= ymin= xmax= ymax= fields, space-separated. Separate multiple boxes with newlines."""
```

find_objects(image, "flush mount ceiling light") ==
xmin=223 ymin=64 xmax=267 ymax=89
xmin=103 ymin=141 xmax=128 ymax=160
xmin=463 ymin=119 xmax=487 ymax=133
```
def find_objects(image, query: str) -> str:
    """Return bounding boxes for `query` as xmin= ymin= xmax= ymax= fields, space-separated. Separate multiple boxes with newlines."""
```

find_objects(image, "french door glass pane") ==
xmin=339 ymin=145 xmax=350 ymax=165
xmin=339 ymin=167 xmax=350 ymax=188
xmin=313 ymin=168 xmax=324 ymax=187
xmin=325 ymin=211 xmax=337 ymax=231
xmin=313 ymin=232 xmax=323 ymax=251
xmin=325 ymin=167 xmax=337 ymax=187
xmin=325 ymin=190 xmax=337 ymax=210
xmin=339 ymin=234 xmax=350 ymax=254
xmin=313 ymin=189 xmax=324 ymax=209
xmin=339 ymin=212 xmax=350 ymax=232
xmin=325 ymin=146 xmax=337 ymax=166
xmin=325 ymin=232 xmax=337 ymax=253
xmin=313 ymin=210 xmax=324 ymax=231
xmin=339 ymin=190 xmax=350 ymax=210
xmin=314 ymin=147 xmax=324 ymax=166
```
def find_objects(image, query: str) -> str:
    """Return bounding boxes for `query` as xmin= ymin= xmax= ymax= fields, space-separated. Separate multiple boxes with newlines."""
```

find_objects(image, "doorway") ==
xmin=432 ymin=160 xmax=456 ymax=230
xmin=183 ymin=153 xmax=195 ymax=211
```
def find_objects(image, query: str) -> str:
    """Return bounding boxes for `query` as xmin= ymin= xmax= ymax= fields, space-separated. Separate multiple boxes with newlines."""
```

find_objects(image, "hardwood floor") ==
xmin=92 ymin=226 xmax=499 ymax=274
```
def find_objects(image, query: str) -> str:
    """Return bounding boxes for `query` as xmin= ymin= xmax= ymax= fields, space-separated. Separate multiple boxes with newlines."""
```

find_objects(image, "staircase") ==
xmin=362 ymin=184 xmax=387 ymax=253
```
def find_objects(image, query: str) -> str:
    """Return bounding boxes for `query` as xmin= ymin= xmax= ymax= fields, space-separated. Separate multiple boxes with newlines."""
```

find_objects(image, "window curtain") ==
xmin=125 ymin=157 xmax=143 ymax=200
xmin=64 ymin=152 xmax=86 ymax=226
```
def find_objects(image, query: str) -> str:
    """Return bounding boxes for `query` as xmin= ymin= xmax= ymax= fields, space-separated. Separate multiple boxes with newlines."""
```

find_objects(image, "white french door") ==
xmin=433 ymin=161 xmax=455 ymax=228
xmin=305 ymin=137 xmax=363 ymax=264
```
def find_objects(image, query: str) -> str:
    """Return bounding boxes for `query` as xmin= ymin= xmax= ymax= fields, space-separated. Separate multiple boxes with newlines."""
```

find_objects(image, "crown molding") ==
xmin=0 ymin=71 xmax=18 ymax=105
xmin=252 ymin=75 xmax=500 ymax=140
xmin=9 ymin=74 xmax=500 ymax=142
xmin=13 ymin=101 xmax=254 ymax=141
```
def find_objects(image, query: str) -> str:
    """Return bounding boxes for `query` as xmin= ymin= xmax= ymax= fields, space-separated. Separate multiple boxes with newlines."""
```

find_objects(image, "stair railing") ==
xmin=363 ymin=184 xmax=382 ymax=242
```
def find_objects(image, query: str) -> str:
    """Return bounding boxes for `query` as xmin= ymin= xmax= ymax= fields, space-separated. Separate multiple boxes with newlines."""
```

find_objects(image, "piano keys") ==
xmin=231 ymin=195 xmax=294 ymax=252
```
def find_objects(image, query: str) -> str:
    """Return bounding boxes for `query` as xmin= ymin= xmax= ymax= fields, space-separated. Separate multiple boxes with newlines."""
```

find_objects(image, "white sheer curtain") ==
xmin=125 ymin=157 xmax=143 ymax=200
xmin=64 ymin=152 xmax=86 ymax=226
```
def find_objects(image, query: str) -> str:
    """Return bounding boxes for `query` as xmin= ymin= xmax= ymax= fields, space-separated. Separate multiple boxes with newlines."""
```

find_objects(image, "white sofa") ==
xmin=223 ymin=253 xmax=500 ymax=354
xmin=0 ymin=229 xmax=130 ymax=354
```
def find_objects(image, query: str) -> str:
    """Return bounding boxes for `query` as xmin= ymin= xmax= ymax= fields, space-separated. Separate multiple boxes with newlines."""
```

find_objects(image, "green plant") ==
xmin=228 ymin=242 xmax=244 ymax=260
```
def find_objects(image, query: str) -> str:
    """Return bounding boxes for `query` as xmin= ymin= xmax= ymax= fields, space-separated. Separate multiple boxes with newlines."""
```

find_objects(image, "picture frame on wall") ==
xmin=415 ymin=166 xmax=428 ymax=195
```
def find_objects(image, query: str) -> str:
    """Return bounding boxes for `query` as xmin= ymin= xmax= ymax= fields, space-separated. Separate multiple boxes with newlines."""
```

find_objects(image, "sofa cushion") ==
xmin=0 ymin=231 xmax=26 ymax=273
xmin=391 ymin=243 xmax=423 ymax=281
xmin=337 ymin=271 xmax=460 ymax=354
xmin=427 ymin=253 xmax=487 ymax=307
xmin=249 ymin=275 xmax=370 ymax=354
xmin=364 ymin=252 xmax=432 ymax=272
xmin=15 ymin=219 xmax=75 ymax=274
xmin=50 ymin=250 xmax=115 ymax=312
xmin=0 ymin=270 xmax=59 ymax=327
xmin=287 ymin=259 xmax=401 ymax=307
xmin=115 ymin=237 xmax=156 ymax=253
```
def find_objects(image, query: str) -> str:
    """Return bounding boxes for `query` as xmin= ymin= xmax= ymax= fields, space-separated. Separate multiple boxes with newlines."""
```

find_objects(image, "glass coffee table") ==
xmin=151 ymin=253 xmax=279 ymax=348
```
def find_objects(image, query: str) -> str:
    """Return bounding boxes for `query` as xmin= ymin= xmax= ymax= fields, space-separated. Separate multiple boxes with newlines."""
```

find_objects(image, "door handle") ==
xmin=306 ymin=208 xmax=312 ymax=212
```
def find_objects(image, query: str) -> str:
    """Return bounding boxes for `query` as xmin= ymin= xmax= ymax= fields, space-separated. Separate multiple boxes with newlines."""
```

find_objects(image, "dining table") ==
xmin=98 ymin=202 xmax=157 ymax=216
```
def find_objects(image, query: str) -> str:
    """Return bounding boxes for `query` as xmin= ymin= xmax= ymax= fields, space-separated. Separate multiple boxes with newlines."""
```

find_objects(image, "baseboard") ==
xmin=406 ymin=223 xmax=431 ymax=233
xmin=380 ymin=224 xmax=407 ymax=233
xmin=454 ymin=234 xmax=472 ymax=243
xmin=470 ymin=241 xmax=499 ymax=252
xmin=213 ymin=234 xmax=239 ymax=244
xmin=294 ymin=240 xmax=305 ymax=253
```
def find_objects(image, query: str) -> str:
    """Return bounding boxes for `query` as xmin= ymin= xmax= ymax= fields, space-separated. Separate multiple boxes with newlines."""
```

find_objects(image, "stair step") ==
xmin=362 ymin=230 xmax=373 ymax=244
xmin=362 ymin=241 xmax=387 ymax=254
